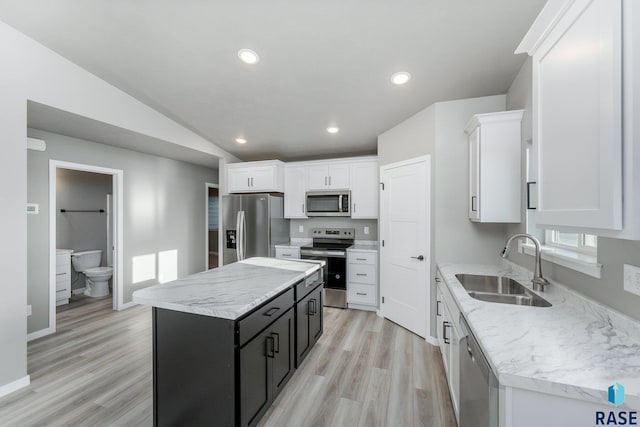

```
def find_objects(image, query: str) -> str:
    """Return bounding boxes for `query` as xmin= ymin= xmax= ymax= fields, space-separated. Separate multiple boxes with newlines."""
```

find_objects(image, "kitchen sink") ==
xmin=455 ymin=274 xmax=552 ymax=307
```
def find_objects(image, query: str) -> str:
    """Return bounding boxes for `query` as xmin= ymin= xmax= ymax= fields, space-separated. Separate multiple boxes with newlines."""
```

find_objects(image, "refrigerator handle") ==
xmin=236 ymin=211 xmax=243 ymax=261
xmin=241 ymin=210 xmax=247 ymax=260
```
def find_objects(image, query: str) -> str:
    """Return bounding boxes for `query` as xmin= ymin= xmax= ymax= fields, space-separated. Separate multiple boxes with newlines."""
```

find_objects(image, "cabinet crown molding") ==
xmin=515 ymin=0 xmax=578 ymax=55
xmin=464 ymin=110 xmax=524 ymax=135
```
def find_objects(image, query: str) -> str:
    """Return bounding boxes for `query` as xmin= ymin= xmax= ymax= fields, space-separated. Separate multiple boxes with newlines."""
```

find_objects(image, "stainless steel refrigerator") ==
xmin=221 ymin=194 xmax=290 ymax=265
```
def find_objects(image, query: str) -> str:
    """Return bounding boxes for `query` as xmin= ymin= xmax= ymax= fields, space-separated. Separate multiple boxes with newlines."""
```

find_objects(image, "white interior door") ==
xmin=379 ymin=156 xmax=430 ymax=338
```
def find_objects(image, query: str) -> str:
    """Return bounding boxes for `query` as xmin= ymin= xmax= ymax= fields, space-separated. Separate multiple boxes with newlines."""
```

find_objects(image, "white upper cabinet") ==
xmin=519 ymin=0 xmax=626 ymax=232
xmin=284 ymin=165 xmax=308 ymax=219
xmin=307 ymin=163 xmax=350 ymax=190
xmin=226 ymin=160 xmax=284 ymax=193
xmin=465 ymin=110 xmax=524 ymax=223
xmin=350 ymin=159 xmax=379 ymax=219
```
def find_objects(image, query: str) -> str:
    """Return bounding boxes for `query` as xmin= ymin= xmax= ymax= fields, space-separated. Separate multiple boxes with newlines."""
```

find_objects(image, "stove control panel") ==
xmin=311 ymin=228 xmax=355 ymax=239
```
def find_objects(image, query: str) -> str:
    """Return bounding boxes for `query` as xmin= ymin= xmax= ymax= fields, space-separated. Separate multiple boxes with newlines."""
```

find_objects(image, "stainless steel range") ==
xmin=300 ymin=228 xmax=354 ymax=308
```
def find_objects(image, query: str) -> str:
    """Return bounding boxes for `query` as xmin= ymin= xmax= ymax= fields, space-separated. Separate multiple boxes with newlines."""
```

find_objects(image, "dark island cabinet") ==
xmin=153 ymin=273 xmax=323 ymax=427
xmin=296 ymin=284 xmax=323 ymax=366
xmin=239 ymin=308 xmax=294 ymax=427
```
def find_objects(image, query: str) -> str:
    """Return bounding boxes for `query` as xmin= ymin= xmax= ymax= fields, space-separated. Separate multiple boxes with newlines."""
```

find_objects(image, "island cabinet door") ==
xmin=271 ymin=309 xmax=295 ymax=397
xmin=309 ymin=285 xmax=323 ymax=343
xmin=296 ymin=285 xmax=324 ymax=367
xmin=239 ymin=328 xmax=272 ymax=427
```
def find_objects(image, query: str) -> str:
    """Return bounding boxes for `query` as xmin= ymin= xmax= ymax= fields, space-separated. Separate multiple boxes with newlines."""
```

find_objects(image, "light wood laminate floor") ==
xmin=0 ymin=298 xmax=456 ymax=426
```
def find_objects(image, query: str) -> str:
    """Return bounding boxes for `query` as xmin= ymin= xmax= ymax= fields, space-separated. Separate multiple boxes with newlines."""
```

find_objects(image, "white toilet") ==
xmin=71 ymin=250 xmax=113 ymax=298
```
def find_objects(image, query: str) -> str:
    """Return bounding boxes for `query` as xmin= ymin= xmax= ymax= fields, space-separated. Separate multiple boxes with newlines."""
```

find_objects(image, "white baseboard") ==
xmin=118 ymin=301 xmax=137 ymax=311
xmin=0 ymin=375 xmax=30 ymax=398
xmin=425 ymin=335 xmax=439 ymax=346
xmin=27 ymin=327 xmax=54 ymax=342
xmin=347 ymin=303 xmax=378 ymax=312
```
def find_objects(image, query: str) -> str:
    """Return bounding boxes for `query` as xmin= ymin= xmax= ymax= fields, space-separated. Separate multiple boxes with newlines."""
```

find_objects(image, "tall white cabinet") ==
xmin=465 ymin=110 xmax=524 ymax=223
xmin=518 ymin=0 xmax=640 ymax=238
xmin=283 ymin=165 xmax=308 ymax=219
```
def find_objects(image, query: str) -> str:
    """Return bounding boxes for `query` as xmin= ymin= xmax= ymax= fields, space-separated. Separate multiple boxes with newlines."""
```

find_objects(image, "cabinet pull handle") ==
xmin=356 ymin=273 xmax=367 ymax=276
xmin=356 ymin=258 xmax=367 ymax=261
xmin=443 ymin=321 xmax=451 ymax=344
xmin=282 ymin=254 xmax=292 ymax=257
xmin=329 ymin=176 xmax=331 ymax=186
xmin=247 ymin=177 xmax=250 ymax=187
xmin=56 ymin=288 xmax=67 ymax=292
xmin=436 ymin=300 xmax=442 ymax=316
xmin=325 ymin=176 xmax=328 ymax=186
xmin=435 ymin=277 xmax=441 ymax=283
xmin=271 ymin=332 xmax=280 ymax=353
xmin=56 ymin=272 xmax=66 ymax=276
xmin=302 ymin=203 xmax=305 ymax=213
xmin=353 ymin=203 xmax=356 ymax=213
xmin=471 ymin=196 xmax=477 ymax=212
xmin=263 ymin=307 xmax=280 ymax=317
xmin=356 ymin=292 xmax=367 ymax=296
xmin=308 ymin=299 xmax=317 ymax=315
xmin=265 ymin=336 xmax=275 ymax=358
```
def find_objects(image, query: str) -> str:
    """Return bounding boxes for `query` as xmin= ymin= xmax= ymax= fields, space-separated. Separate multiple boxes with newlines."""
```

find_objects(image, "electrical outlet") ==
xmin=623 ymin=264 xmax=640 ymax=297
xmin=364 ymin=226 xmax=369 ymax=235
xmin=27 ymin=305 xmax=32 ymax=316
xmin=298 ymin=225 xmax=304 ymax=233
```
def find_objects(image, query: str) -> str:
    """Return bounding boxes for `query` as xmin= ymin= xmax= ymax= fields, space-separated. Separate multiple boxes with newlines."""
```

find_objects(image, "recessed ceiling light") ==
xmin=235 ymin=137 xmax=247 ymax=144
xmin=391 ymin=71 xmax=411 ymax=85
xmin=326 ymin=126 xmax=340 ymax=134
xmin=238 ymin=49 xmax=259 ymax=65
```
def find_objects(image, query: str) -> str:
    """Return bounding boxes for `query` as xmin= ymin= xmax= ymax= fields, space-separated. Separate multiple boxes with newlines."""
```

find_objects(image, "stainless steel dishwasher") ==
xmin=459 ymin=315 xmax=499 ymax=427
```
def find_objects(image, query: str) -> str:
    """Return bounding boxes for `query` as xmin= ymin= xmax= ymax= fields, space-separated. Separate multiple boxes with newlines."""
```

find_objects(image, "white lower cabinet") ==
xmin=275 ymin=246 xmax=301 ymax=260
xmin=436 ymin=271 xmax=461 ymax=424
xmin=56 ymin=252 xmax=72 ymax=306
xmin=347 ymin=248 xmax=378 ymax=310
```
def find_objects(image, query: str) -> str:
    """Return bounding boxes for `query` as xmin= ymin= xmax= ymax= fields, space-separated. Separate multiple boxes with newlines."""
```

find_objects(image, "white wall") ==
xmin=0 ymin=21 xmax=237 ymax=392
xmin=378 ymin=94 xmax=508 ymax=338
xmin=27 ymin=130 xmax=218 ymax=334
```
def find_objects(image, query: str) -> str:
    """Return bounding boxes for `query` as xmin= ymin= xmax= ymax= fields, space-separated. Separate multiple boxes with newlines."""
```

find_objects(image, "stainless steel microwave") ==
xmin=305 ymin=191 xmax=351 ymax=217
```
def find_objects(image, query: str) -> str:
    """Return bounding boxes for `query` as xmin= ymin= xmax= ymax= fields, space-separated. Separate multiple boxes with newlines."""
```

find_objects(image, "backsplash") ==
xmin=290 ymin=218 xmax=377 ymax=241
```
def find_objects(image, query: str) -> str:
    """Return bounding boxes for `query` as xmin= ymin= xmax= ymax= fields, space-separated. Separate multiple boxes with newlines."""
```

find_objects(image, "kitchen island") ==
xmin=132 ymin=257 xmax=325 ymax=427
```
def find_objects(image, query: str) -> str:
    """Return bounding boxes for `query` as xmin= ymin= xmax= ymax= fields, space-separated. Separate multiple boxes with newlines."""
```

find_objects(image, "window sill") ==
xmin=518 ymin=241 xmax=602 ymax=279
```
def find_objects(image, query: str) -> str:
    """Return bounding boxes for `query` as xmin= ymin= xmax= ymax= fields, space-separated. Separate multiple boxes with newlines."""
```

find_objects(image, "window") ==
xmin=545 ymin=230 xmax=597 ymax=255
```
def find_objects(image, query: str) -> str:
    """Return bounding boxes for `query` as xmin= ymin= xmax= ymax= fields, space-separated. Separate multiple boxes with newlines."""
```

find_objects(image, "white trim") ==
xmin=49 ymin=160 xmax=125 ymax=338
xmin=205 ymin=183 xmax=219 ymax=270
xmin=118 ymin=301 xmax=137 ymax=311
xmin=347 ymin=303 xmax=377 ymax=312
xmin=71 ymin=287 xmax=86 ymax=295
xmin=519 ymin=241 xmax=602 ymax=278
xmin=27 ymin=327 xmax=54 ymax=342
xmin=425 ymin=335 xmax=439 ymax=346
xmin=514 ymin=0 xmax=576 ymax=54
xmin=0 ymin=375 xmax=30 ymax=398
xmin=26 ymin=137 xmax=46 ymax=151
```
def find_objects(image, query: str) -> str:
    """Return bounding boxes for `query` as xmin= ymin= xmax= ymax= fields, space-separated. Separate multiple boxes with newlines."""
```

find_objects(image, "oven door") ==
xmin=300 ymin=253 xmax=347 ymax=308
xmin=305 ymin=192 xmax=351 ymax=217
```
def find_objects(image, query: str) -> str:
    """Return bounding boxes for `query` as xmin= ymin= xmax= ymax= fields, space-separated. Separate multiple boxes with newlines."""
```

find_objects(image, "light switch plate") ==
xmin=27 ymin=203 xmax=39 ymax=214
xmin=364 ymin=226 xmax=369 ymax=235
xmin=623 ymin=264 xmax=640 ymax=297
xmin=298 ymin=225 xmax=304 ymax=233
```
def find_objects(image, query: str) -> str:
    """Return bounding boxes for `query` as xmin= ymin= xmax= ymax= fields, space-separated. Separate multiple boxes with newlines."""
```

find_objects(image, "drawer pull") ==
xmin=56 ymin=272 xmax=67 ymax=276
xmin=308 ymin=299 xmax=317 ymax=315
xmin=282 ymin=254 xmax=292 ymax=257
xmin=356 ymin=273 xmax=367 ymax=277
xmin=356 ymin=292 xmax=367 ymax=296
xmin=56 ymin=288 xmax=67 ymax=292
xmin=263 ymin=307 xmax=280 ymax=317
xmin=356 ymin=258 xmax=367 ymax=261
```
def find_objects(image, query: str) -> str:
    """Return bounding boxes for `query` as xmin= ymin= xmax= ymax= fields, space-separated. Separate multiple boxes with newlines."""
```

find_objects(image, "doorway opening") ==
xmin=206 ymin=183 xmax=219 ymax=269
xmin=48 ymin=160 xmax=124 ymax=336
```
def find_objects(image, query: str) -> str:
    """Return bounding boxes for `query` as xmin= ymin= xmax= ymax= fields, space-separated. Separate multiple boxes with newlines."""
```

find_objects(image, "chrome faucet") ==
xmin=500 ymin=233 xmax=550 ymax=292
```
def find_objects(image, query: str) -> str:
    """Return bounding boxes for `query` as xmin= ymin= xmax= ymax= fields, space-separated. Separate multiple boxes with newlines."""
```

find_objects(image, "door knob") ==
xmin=411 ymin=255 xmax=425 ymax=261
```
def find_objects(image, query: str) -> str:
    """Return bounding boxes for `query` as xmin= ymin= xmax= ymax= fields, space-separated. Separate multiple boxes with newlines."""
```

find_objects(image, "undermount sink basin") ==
xmin=455 ymin=274 xmax=552 ymax=308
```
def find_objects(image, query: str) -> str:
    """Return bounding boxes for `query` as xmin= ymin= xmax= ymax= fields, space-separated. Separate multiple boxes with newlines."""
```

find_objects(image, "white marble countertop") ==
xmin=132 ymin=257 xmax=323 ymax=320
xmin=438 ymin=261 xmax=640 ymax=409
xmin=347 ymin=243 xmax=378 ymax=252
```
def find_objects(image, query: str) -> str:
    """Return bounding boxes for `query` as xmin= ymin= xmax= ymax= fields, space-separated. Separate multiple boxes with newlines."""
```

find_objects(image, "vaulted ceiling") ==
xmin=0 ymin=0 xmax=545 ymax=161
